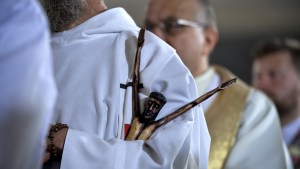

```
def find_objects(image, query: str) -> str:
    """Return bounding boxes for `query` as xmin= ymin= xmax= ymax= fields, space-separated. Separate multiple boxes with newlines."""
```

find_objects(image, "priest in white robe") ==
xmin=145 ymin=0 xmax=292 ymax=168
xmin=195 ymin=66 xmax=292 ymax=169
xmin=0 ymin=0 xmax=57 ymax=169
xmin=40 ymin=0 xmax=211 ymax=169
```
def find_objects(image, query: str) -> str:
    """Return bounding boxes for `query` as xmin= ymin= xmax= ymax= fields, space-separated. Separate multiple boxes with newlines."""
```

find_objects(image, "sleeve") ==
xmin=0 ymin=0 xmax=57 ymax=169
xmin=60 ymin=53 xmax=210 ymax=169
xmin=225 ymin=89 xmax=292 ymax=169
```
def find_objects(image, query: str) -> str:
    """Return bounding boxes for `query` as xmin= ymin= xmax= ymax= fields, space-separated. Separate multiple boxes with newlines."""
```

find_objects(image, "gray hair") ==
xmin=40 ymin=0 xmax=86 ymax=32
xmin=196 ymin=0 xmax=218 ymax=30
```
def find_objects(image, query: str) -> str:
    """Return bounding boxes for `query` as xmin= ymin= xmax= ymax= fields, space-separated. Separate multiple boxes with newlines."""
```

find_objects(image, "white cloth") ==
xmin=282 ymin=117 xmax=300 ymax=145
xmin=0 ymin=0 xmax=57 ymax=169
xmin=49 ymin=8 xmax=210 ymax=169
xmin=195 ymin=68 xmax=292 ymax=169
xmin=195 ymin=68 xmax=219 ymax=112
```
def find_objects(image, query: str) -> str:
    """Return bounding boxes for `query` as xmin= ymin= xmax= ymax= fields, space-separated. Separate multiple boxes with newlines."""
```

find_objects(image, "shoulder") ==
xmin=142 ymin=30 xmax=186 ymax=71
xmin=228 ymin=88 xmax=287 ymax=168
xmin=144 ymin=30 xmax=175 ymax=55
xmin=241 ymin=88 xmax=279 ymax=129
xmin=124 ymin=29 xmax=187 ymax=77
xmin=246 ymin=88 xmax=275 ymax=112
xmin=125 ymin=29 xmax=177 ymax=60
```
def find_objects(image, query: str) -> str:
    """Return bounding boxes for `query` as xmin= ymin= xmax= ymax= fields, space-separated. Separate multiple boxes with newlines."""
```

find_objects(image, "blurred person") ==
xmin=145 ymin=0 xmax=292 ymax=168
xmin=0 ymin=0 xmax=57 ymax=169
xmin=252 ymin=38 xmax=300 ymax=168
xmin=40 ymin=0 xmax=210 ymax=168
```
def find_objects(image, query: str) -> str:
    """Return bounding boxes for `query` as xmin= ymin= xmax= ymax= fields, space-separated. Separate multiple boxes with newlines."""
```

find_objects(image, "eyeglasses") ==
xmin=145 ymin=17 xmax=206 ymax=35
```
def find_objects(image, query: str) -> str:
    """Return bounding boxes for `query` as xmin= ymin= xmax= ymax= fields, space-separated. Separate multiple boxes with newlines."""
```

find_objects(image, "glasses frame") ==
xmin=145 ymin=17 xmax=207 ymax=35
xmin=176 ymin=18 xmax=204 ymax=28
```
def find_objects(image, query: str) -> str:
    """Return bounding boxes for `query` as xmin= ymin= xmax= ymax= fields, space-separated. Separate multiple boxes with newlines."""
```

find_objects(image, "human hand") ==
xmin=44 ymin=150 xmax=51 ymax=163
xmin=44 ymin=123 xmax=69 ymax=162
xmin=50 ymin=128 xmax=68 ymax=153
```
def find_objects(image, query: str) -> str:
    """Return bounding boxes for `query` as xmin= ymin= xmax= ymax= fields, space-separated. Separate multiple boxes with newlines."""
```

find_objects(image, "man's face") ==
xmin=143 ymin=97 xmax=163 ymax=120
xmin=252 ymin=51 xmax=300 ymax=115
xmin=145 ymin=0 xmax=207 ymax=76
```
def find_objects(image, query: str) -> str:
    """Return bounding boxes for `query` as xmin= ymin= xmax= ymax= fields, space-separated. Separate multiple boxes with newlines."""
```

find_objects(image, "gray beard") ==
xmin=40 ymin=0 xmax=85 ymax=32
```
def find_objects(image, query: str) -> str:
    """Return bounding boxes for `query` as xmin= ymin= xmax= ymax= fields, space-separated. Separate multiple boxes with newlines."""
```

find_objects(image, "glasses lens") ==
xmin=164 ymin=19 xmax=177 ymax=34
xmin=164 ymin=17 xmax=193 ymax=35
xmin=145 ymin=18 xmax=202 ymax=35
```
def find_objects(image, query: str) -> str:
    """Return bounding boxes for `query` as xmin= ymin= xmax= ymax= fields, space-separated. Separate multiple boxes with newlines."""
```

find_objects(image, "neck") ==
xmin=64 ymin=1 xmax=107 ymax=30
xmin=192 ymin=58 xmax=209 ymax=78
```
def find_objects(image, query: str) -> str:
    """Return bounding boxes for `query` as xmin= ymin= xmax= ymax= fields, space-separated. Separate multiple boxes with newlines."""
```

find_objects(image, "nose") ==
xmin=149 ymin=104 xmax=155 ymax=111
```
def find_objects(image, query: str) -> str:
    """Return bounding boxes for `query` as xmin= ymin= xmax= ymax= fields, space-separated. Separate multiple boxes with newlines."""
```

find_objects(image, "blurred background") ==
xmin=106 ymin=0 xmax=300 ymax=83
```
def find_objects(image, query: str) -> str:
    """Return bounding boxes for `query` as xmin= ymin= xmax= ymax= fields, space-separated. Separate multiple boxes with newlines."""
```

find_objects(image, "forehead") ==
xmin=254 ymin=51 xmax=294 ymax=70
xmin=149 ymin=97 xmax=163 ymax=103
xmin=147 ymin=0 xmax=200 ymax=21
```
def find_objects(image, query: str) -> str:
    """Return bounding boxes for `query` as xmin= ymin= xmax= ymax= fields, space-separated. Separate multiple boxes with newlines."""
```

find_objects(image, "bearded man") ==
xmin=252 ymin=38 xmax=300 ymax=168
xmin=145 ymin=0 xmax=292 ymax=168
xmin=41 ymin=0 xmax=210 ymax=168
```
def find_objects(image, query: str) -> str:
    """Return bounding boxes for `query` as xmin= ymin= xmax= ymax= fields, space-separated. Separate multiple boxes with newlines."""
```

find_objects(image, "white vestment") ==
xmin=48 ymin=8 xmax=210 ymax=169
xmin=0 ymin=0 xmax=56 ymax=169
xmin=195 ymin=67 xmax=292 ymax=169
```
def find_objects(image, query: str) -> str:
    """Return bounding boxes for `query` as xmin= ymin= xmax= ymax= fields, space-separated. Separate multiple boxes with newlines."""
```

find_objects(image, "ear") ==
xmin=202 ymin=27 xmax=219 ymax=56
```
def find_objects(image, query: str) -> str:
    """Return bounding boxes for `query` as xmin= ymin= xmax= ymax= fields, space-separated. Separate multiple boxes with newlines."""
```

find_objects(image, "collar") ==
xmin=195 ymin=67 xmax=215 ymax=96
xmin=282 ymin=117 xmax=300 ymax=145
xmin=51 ymin=8 xmax=139 ymax=47
xmin=194 ymin=67 xmax=221 ymax=111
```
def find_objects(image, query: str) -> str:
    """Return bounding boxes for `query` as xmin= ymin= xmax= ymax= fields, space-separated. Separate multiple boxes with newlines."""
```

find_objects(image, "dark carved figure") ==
xmin=140 ymin=92 xmax=167 ymax=124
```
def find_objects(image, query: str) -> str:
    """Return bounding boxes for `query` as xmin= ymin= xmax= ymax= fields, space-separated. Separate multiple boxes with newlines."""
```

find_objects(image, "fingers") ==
xmin=126 ymin=117 xmax=143 ymax=141
xmin=53 ymin=128 xmax=68 ymax=151
xmin=44 ymin=151 xmax=51 ymax=163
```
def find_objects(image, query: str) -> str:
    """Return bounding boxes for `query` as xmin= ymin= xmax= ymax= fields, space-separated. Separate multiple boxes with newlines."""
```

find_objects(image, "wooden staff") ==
xmin=137 ymin=78 xmax=237 ymax=141
xmin=126 ymin=28 xmax=145 ymax=141
xmin=132 ymin=28 xmax=145 ymax=117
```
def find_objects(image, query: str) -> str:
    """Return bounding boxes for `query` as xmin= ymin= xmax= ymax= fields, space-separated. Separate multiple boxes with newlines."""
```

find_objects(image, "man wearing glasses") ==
xmin=145 ymin=0 xmax=292 ymax=168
